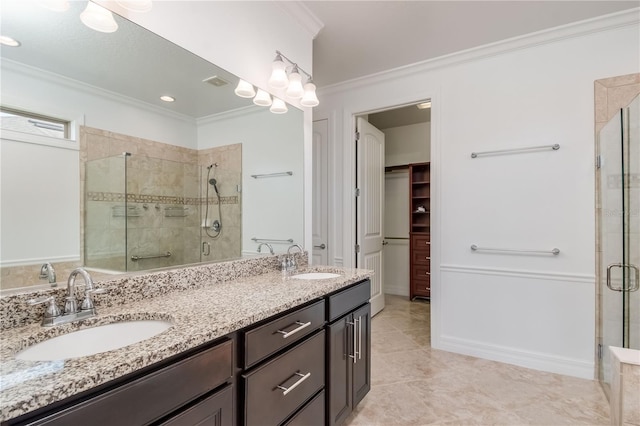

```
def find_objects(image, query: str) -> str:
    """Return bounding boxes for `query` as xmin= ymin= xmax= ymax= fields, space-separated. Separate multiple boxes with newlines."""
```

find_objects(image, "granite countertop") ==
xmin=0 ymin=265 xmax=372 ymax=422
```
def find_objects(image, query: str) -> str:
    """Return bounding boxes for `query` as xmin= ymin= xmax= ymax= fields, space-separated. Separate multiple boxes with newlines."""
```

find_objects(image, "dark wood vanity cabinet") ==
xmin=5 ymin=279 xmax=372 ymax=426
xmin=326 ymin=281 xmax=371 ymax=426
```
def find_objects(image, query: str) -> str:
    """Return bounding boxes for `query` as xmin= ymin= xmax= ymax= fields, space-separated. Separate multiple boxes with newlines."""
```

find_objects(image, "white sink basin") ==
xmin=16 ymin=320 xmax=172 ymax=361
xmin=291 ymin=272 xmax=341 ymax=280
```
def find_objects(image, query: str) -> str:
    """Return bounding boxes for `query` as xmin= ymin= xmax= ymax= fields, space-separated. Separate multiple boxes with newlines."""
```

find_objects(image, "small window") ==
xmin=0 ymin=107 xmax=70 ymax=139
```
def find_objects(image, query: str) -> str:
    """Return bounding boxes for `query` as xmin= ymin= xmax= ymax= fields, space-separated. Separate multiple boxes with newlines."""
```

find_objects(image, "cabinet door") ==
xmin=327 ymin=316 xmax=353 ymax=426
xmin=352 ymin=304 xmax=371 ymax=407
xmin=160 ymin=385 xmax=233 ymax=426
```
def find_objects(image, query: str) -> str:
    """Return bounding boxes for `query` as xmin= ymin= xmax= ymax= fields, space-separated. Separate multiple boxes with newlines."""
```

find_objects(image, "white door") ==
xmin=312 ymin=119 xmax=329 ymax=265
xmin=356 ymin=117 xmax=385 ymax=316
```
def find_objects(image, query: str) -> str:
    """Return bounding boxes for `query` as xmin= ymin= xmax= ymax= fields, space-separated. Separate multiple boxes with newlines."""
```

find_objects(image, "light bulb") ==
xmin=115 ymin=0 xmax=152 ymax=13
xmin=300 ymin=81 xmax=319 ymax=107
xmin=268 ymin=54 xmax=289 ymax=89
xmin=234 ymin=79 xmax=256 ymax=98
xmin=270 ymin=98 xmax=288 ymax=114
xmin=285 ymin=67 xmax=304 ymax=100
xmin=253 ymin=89 xmax=272 ymax=107
xmin=80 ymin=2 xmax=119 ymax=33
xmin=37 ymin=0 xmax=70 ymax=11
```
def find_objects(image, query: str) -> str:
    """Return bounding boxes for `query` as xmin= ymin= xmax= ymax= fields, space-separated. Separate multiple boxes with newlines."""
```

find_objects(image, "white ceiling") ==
xmin=303 ymin=1 xmax=640 ymax=87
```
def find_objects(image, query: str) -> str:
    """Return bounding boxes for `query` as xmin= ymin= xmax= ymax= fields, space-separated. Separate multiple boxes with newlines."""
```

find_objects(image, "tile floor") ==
xmin=344 ymin=295 xmax=610 ymax=426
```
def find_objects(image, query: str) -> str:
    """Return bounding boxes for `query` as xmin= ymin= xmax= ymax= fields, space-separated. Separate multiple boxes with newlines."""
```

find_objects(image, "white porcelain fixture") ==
xmin=16 ymin=320 xmax=172 ymax=361
xmin=291 ymin=272 xmax=341 ymax=280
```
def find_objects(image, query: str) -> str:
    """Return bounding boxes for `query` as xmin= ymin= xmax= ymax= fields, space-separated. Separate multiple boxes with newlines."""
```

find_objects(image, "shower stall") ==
xmin=597 ymin=93 xmax=639 ymax=392
xmin=84 ymin=152 xmax=241 ymax=272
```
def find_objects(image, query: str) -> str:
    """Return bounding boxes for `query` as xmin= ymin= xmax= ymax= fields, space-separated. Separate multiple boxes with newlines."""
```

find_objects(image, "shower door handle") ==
xmin=606 ymin=263 xmax=640 ymax=292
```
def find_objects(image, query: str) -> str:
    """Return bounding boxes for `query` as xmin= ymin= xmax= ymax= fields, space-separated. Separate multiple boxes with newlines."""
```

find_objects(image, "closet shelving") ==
xmin=409 ymin=162 xmax=431 ymax=299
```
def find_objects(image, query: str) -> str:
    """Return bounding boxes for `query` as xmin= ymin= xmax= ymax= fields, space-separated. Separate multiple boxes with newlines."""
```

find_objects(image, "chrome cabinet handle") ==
xmin=277 ymin=372 xmax=311 ymax=395
xmin=276 ymin=321 xmax=311 ymax=339
xmin=314 ymin=243 xmax=326 ymax=249
xmin=357 ymin=315 xmax=362 ymax=361
xmin=347 ymin=319 xmax=357 ymax=363
xmin=607 ymin=263 xmax=640 ymax=292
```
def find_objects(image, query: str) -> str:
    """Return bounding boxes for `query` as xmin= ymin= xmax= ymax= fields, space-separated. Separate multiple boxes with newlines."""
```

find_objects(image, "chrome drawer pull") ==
xmin=347 ymin=320 xmax=357 ymax=363
xmin=276 ymin=321 xmax=311 ymax=339
xmin=358 ymin=316 xmax=362 ymax=360
xmin=277 ymin=372 xmax=311 ymax=395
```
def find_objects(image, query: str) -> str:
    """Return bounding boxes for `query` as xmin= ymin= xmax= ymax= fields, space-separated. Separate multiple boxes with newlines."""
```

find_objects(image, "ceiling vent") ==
xmin=203 ymin=76 xmax=229 ymax=87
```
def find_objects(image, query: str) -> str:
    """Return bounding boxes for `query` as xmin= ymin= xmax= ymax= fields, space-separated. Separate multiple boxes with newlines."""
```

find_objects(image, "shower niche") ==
xmin=83 ymin=129 xmax=241 ymax=273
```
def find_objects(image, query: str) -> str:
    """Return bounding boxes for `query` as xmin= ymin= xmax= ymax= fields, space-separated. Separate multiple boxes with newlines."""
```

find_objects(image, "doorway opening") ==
xmin=354 ymin=101 xmax=432 ymax=322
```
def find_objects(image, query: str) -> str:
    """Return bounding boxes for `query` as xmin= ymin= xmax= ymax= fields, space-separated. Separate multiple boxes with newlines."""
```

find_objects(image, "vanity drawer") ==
xmin=244 ymin=300 xmax=325 ymax=368
xmin=283 ymin=389 xmax=325 ymax=426
xmin=160 ymin=384 xmax=233 ymax=426
xmin=327 ymin=280 xmax=370 ymax=322
xmin=242 ymin=331 xmax=325 ymax=426
xmin=29 ymin=339 xmax=233 ymax=426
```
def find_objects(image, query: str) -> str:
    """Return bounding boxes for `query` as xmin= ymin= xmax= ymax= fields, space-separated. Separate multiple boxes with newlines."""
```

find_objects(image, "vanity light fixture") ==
xmin=160 ymin=95 xmax=175 ymax=102
xmin=234 ymin=79 xmax=256 ymax=98
xmin=270 ymin=98 xmax=288 ymax=114
xmin=268 ymin=53 xmax=289 ymax=89
xmin=0 ymin=36 xmax=21 ymax=47
xmin=115 ymin=0 xmax=153 ymax=13
xmin=80 ymin=2 xmax=119 ymax=33
xmin=36 ymin=0 xmax=70 ymax=12
xmin=417 ymin=101 xmax=431 ymax=109
xmin=253 ymin=89 xmax=272 ymax=107
xmin=268 ymin=50 xmax=319 ymax=107
xmin=300 ymin=80 xmax=319 ymax=107
xmin=285 ymin=65 xmax=304 ymax=100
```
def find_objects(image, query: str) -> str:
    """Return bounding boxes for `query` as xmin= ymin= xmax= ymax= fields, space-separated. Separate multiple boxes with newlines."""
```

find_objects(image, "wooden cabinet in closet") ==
xmin=409 ymin=162 xmax=431 ymax=299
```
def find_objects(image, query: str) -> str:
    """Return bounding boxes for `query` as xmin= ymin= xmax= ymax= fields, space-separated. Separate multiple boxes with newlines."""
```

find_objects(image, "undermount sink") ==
xmin=16 ymin=320 xmax=172 ymax=361
xmin=291 ymin=272 xmax=341 ymax=280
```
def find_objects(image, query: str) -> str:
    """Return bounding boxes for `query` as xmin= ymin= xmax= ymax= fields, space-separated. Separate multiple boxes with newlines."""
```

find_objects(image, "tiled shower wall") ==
xmin=82 ymin=126 xmax=241 ymax=272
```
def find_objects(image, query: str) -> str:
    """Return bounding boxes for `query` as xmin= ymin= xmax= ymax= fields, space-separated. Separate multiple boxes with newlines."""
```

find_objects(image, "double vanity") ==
xmin=0 ymin=256 xmax=372 ymax=425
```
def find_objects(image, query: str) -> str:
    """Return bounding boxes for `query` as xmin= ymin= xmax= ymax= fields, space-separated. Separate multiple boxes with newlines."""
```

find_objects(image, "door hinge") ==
xmin=355 ymin=244 xmax=360 ymax=253
xmin=355 ymin=188 xmax=361 ymax=197
xmin=355 ymin=131 xmax=360 ymax=141
xmin=596 ymin=155 xmax=602 ymax=169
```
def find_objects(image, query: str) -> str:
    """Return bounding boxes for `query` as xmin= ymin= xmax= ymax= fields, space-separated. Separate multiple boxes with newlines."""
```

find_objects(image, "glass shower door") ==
xmin=599 ymin=94 xmax=640 ymax=389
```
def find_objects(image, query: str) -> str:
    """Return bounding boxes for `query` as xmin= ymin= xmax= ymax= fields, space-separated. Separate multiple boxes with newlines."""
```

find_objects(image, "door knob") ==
xmin=314 ymin=243 xmax=326 ymax=250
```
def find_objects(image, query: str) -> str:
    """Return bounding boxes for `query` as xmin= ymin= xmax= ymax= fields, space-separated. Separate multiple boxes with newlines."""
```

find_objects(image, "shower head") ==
xmin=209 ymin=178 xmax=220 ymax=194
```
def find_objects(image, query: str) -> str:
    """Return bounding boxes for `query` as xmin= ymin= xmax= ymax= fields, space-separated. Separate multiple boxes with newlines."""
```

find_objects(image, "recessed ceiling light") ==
xmin=417 ymin=101 xmax=431 ymax=110
xmin=160 ymin=95 xmax=175 ymax=102
xmin=0 ymin=36 xmax=21 ymax=47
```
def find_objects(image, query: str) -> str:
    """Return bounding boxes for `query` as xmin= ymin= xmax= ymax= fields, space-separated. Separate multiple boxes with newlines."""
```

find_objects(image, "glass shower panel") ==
xmin=125 ymin=155 xmax=201 ymax=272
xmin=599 ymin=94 xmax=640 ymax=388
xmin=84 ymin=154 xmax=127 ymax=271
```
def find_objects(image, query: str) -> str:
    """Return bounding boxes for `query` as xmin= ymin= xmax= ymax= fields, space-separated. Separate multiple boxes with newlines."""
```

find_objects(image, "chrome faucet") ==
xmin=257 ymin=243 xmax=274 ymax=255
xmin=286 ymin=244 xmax=304 ymax=274
xmin=28 ymin=267 xmax=105 ymax=327
xmin=64 ymin=268 xmax=94 ymax=314
xmin=39 ymin=262 xmax=57 ymax=286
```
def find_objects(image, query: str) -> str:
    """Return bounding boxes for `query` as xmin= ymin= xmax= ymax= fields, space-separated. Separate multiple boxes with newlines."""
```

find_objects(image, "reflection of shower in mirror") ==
xmin=205 ymin=164 xmax=222 ymax=239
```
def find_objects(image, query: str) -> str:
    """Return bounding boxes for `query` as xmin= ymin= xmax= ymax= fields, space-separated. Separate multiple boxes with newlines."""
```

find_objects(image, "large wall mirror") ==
xmin=0 ymin=0 xmax=304 ymax=290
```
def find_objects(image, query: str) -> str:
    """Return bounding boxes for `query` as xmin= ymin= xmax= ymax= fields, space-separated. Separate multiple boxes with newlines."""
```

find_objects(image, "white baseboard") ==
xmin=436 ymin=335 xmax=594 ymax=379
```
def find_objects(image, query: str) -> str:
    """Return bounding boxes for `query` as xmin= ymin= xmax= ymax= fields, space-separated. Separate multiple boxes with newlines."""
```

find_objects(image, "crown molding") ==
xmin=1 ymin=59 xmax=196 ymax=126
xmin=275 ymin=1 xmax=325 ymax=40
xmin=318 ymin=7 xmax=640 ymax=96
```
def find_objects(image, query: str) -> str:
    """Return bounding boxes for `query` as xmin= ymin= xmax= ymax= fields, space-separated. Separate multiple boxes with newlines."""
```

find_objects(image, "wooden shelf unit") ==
xmin=409 ymin=162 xmax=431 ymax=299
